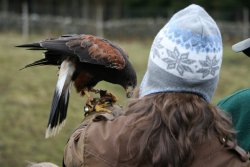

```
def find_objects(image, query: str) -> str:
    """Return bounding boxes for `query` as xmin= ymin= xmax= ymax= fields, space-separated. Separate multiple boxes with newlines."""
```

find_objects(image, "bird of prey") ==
xmin=17 ymin=34 xmax=137 ymax=138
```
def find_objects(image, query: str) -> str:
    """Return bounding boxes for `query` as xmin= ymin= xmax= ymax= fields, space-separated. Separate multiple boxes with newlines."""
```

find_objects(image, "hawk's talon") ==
xmin=94 ymin=104 xmax=112 ymax=113
xmin=82 ymin=89 xmax=117 ymax=116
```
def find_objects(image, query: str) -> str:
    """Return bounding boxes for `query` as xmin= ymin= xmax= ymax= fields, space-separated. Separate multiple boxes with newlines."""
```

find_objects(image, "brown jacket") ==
xmin=63 ymin=112 xmax=250 ymax=167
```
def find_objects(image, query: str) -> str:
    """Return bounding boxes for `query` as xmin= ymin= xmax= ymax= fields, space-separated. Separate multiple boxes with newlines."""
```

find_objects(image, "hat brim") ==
xmin=232 ymin=38 xmax=250 ymax=56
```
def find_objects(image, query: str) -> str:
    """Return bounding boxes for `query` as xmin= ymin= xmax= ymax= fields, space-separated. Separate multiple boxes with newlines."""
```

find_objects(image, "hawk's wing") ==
xmin=18 ymin=34 xmax=128 ymax=70
xmin=66 ymin=35 xmax=127 ymax=70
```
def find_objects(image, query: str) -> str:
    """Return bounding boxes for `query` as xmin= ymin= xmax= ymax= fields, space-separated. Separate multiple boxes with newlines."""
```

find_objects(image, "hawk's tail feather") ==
xmin=21 ymin=50 xmax=64 ymax=70
xmin=45 ymin=92 xmax=69 ymax=138
xmin=20 ymin=59 xmax=49 ymax=70
xmin=45 ymin=59 xmax=75 ymax=138
xmin=16 ymin=43 xmax=44 ymax=50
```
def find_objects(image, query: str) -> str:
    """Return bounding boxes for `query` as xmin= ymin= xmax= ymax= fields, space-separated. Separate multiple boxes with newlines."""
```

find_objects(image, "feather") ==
xmin=45 ymin=59 xmax=75 ymax=138
xmin=20 ymin=59 xmax=49 ymax=70
xmin=16 ymin=43 xmax=44 ymax=50
xmin=20 ymin=50 xmax=65 ymax=70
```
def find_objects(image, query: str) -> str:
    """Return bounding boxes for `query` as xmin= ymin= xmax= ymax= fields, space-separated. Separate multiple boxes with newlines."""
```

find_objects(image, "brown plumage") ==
xmin=17 ymin=34 xmax=137 ymax=138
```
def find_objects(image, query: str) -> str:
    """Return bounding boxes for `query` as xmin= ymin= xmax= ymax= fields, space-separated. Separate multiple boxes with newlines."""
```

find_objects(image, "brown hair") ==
xmin=125 ymin=92 xmax=235 ymax=167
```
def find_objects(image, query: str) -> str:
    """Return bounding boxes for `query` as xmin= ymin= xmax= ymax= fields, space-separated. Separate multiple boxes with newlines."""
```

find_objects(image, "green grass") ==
xmin=0 ymin=33 xmax=250 ymax=167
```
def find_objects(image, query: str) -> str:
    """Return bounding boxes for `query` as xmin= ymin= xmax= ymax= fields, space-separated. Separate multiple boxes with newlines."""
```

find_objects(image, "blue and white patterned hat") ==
xmin=140 ymin=4 xmax=223 ymax=101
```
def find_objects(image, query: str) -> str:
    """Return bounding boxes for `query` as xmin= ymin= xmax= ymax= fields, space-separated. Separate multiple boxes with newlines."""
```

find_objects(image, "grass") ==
xmin=0 ymin=32 xmax=250 ymax=167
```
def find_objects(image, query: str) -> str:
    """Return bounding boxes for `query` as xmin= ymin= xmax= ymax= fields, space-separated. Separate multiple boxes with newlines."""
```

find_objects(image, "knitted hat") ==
xmin=217 ymin=89 xmax=250 ymax=151
xmin=140 ymin=4 xmax=223 ymax=101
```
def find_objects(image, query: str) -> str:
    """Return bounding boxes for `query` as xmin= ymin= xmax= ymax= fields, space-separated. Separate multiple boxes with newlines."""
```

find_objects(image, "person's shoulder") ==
xmin=82 ymin=113 xmax=135 ymax=166
xmin=217 ymin=88 xmax=250 ymax=109
xmin=64 ymin=112 xmax=134 ymax=167
xmin=191 ymin=138 xmax=250 ymax=167
xmin=86 ymin=112 xmax=134 ymax=137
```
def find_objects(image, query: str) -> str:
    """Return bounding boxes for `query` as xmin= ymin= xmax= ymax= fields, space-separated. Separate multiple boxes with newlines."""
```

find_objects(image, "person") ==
xmin=218 ymin=38 xmax=250 ymax=153
xmin=63 ymin=4 xmax=250 ymax=167
xmin=26 ymin=161 xmax=59 ymax=167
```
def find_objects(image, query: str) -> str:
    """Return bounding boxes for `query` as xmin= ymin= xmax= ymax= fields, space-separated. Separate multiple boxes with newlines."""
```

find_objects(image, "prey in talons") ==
xmin=83 ymin=89 xmax=117 ymax=116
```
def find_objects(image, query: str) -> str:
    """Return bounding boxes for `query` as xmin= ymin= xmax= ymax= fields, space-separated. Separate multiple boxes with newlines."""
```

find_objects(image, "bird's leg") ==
xmin=80 ymin=89 xmax=93 ymax=105
xmin=99 ymin=90 xmax=117 ymax=103
xmin=89 ymin=88 xmax=117 ymax=102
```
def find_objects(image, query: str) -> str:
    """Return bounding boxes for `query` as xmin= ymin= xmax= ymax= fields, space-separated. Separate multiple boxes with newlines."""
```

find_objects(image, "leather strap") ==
xmin=220 ymin=137 xmax=250 ymax=161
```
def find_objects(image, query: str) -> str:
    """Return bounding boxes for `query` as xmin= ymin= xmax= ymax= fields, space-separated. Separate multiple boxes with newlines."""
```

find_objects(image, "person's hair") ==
xmin=124 ymin=92 xmax=235 ymax=167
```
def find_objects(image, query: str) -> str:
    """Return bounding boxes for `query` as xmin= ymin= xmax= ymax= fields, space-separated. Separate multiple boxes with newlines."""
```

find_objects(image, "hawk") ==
xmin=17 ymin=34 xmax=137 ymax=138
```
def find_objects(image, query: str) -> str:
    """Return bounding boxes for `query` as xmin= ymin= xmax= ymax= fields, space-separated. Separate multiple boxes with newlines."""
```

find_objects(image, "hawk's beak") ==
xmin=126 ymin=86 xmax=134 ymax=98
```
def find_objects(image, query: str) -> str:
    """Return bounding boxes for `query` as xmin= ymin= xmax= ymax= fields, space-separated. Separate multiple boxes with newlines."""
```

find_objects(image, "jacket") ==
xmin=63 ymin=112 xmax=250 ymax=167
xmin=218 ymin=88 xmax=250 ymax=151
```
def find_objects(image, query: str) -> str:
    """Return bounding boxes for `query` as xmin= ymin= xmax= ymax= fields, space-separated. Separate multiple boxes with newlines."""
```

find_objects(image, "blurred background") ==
xmin=0 ymin=0 xmax=250 ymax=39
xmin=0 ymin=0 xmax=250 ymax=167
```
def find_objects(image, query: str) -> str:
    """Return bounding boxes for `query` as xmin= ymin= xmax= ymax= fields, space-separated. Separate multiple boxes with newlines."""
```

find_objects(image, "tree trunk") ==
xmin=82 ymin=0 xmax=89 ymax=19
xmin=1 ymin=0 xmax=8 ymax=16
xmin=112 ymin=0 xmax=122 ymax=19
xmin=95 ymin=0 xmax=104 ymax=37
xmin=22 ymin=0 xmax=29 ymax=39
xmin=71 ymin=0 xmax=78 ymax=17
xmin=243 ymin=8 xmax=249 ymax=39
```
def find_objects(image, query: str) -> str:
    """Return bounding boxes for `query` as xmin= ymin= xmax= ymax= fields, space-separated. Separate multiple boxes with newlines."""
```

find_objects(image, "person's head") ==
xmin=140 ymin=4 xmax=223 ymax=102
xmin=125 ymin=4 xmax=234 ymax=167
xmin=126 ymin=92 xmax=234 ymax=167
